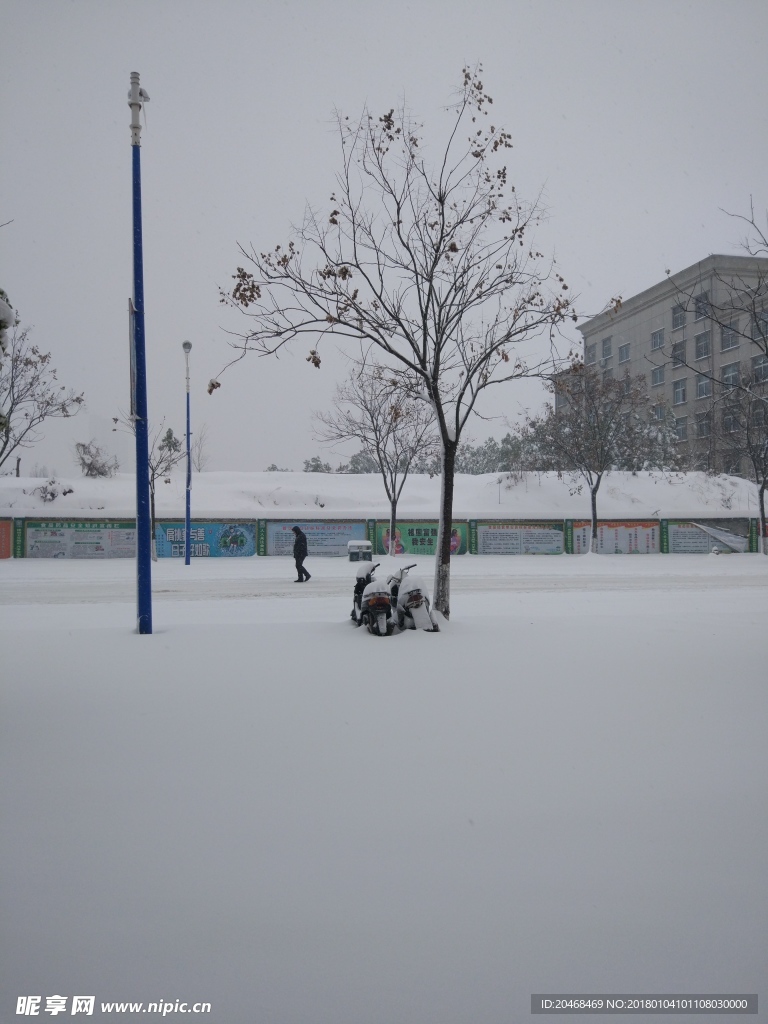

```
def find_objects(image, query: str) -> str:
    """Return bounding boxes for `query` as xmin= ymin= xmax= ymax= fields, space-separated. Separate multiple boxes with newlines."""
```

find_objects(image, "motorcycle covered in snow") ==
xmin=387 ymin=563 xmax=439 ymax=632
xmin=350 ymin=562 xmax=394 ymax=636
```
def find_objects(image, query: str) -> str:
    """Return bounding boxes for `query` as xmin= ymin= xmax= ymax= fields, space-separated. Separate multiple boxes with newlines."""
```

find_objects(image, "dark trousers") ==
xmin=295 ymin=556 xmax=310 ymax=580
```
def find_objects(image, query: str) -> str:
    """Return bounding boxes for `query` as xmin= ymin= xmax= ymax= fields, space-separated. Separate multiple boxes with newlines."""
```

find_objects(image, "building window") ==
xmin=673 ymin=378 xmax=687 ymax=405
xmin=752 ymin=401 xmax=766 ymax=427
xmin=695 ymin=412 xmax=711 ymax=438
xmin=652 ymin=366 xmax=665 ymax=387
xmin=694 ymin=331 xmax=711 ymax=359
xmin=675 ymin=416 xmax=688 ymax=441
xmin=721 ymin=362 xmax=740 ymax=388
xmin=602 ymin=337 xmax=612 ymax=360
xmin=696 ymin=374 xmax=712 ymax=399
xmin=603 ymin=368 xmax=614 ymax=381
xmin=723 ymin=455 xmax=741 ymax=475
xmin=722 ymin=407 xmax=741 ymax=433
xmin=586 ymin=343 xmax=596 ymax=365
xmin=618 ymin=343 xmax=630 ymax=363
xmin=653 ymin=403 xmax=666 ymax=421
xmin=694 ymin=292 xmax=709 ymax=320
xmin=672 ymin=305 xmax=686 ymax=330
xmin=651 ymin=329 xmax=664 ymax=350
xmin=752 ymin=353 xmax=768 ymax=383
xmin=721 ymin=322 xmax=739 ymax=351
xmin=751 ymin=311 xmax=768 ymax=344
xmin=671 ymin=341 xmax=686 ymax=367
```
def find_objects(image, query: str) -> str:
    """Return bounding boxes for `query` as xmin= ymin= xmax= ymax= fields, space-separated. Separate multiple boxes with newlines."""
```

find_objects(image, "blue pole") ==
xmin=130 ymin=73 xmax=152 ymax=633
xmin=183 ymin=341 xmax=192 ymax=565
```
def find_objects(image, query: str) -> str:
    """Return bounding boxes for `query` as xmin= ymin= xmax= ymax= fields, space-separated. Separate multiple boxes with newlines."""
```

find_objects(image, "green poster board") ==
xmin=374 ymin=521 xmax=467 ymax=556
xmin=469 ymin=520 xmax=478 ymax=555
xmin=13 ymin=519 xmax=25 ymax=558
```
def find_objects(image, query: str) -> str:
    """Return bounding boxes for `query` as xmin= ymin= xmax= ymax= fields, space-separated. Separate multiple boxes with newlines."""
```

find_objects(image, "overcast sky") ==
xmin=2 ymin=0 xmax=767 ymax=476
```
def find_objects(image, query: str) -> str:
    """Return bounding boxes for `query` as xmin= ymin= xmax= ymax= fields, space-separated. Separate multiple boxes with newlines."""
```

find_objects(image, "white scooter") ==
xmin=351 ymin=562 xmax=394 ymax=636
xmin=387 ymin=563 xmax=439 ymax=632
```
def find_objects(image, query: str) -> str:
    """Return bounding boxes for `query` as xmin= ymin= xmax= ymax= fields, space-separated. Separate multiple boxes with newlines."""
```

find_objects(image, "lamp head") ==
xmin=182 ymin=340 xmax=192 ymax=354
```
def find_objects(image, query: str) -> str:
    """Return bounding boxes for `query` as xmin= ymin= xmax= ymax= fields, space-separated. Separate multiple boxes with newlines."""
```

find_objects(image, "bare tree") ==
xmin=0 ymin=289 xmax=14 ymax=432
xmin=713 ymin=200 xmax=768 ymax=363
xmin=661 ymin=201 xmax=768 ymax=399
xmin=191 ymin=421 xmax=211 ymax=472
xmin=315 ymin=363 xmax=439 ymax=551
xmin=711 ymin=373 xmax=768 ymax=551
xmin=0 ymin=323 xmax=85 ymax=470
xmin=114 ymin=416 xmax=185 ymax=559
xmin=216 ymin=67 xmax=574 ymax=617
xmin=303 ymin=455 xmax=332 ymax=472
xmin=74 ymin=439 xmax=119 ymax=477
xmin=337 ymin=451 xmax=379 ymax=473
xmin=527 ymin=367 xmax=681 ymax=551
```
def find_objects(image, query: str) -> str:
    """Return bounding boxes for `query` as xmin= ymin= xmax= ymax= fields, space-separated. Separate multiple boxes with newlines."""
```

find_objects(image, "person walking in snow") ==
xmin=291 ymin=525 xmax=311 ymax=582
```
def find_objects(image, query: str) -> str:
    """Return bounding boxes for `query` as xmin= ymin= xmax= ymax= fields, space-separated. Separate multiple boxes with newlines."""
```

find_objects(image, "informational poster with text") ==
xmin=661 ymin=519 xmax=750 ymax=553
xmin=567 ymin=520 xmax=659 ymax=554
xmin=25 ymin=521 xmax=136 ymax=558
xmin=265 ymin=520 xmax=367 ymax=556
xmin=596 ymin=520 xmax=659 ymax=554
xmin=474 ymin=521 xmax=564 ymax=555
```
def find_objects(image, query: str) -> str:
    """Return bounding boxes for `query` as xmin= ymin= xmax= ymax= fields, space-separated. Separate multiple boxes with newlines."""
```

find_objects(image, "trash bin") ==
xmin=348 ymin=540 xmax=373 ymax=562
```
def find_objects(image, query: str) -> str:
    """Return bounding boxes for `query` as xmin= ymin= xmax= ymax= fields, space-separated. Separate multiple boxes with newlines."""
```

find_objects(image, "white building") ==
xmin=577 ymin=255 xmax=768 ymax=472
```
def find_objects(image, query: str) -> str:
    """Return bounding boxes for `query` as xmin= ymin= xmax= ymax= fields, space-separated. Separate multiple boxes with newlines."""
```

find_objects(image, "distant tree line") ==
xmin=278 ymin=415 xmax=681 ymax=478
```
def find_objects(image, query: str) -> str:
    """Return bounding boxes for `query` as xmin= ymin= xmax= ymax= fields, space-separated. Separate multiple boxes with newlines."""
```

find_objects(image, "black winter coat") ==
xmin=293 ymin=529 xmax=308 ymax=559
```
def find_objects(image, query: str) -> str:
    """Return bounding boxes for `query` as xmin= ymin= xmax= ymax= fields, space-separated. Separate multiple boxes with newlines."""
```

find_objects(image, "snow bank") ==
xmin=0 ymin=470 xmax=759 ymax=520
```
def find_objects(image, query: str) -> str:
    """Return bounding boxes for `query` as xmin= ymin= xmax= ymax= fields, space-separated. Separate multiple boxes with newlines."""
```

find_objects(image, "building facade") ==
xmin=576 ymin=255 xmax=768 ymax=473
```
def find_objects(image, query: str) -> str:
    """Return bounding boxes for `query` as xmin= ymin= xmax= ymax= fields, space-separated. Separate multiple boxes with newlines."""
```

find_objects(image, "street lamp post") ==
xmin=182 ymin=341 xmax=192 ymax=565
xmin=129 ymin=72 xmax=152 ymax=633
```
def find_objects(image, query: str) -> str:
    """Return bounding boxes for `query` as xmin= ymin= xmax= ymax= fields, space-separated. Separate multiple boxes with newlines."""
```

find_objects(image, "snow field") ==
xmin=1 ymin=554 xmax=766 ymax=1023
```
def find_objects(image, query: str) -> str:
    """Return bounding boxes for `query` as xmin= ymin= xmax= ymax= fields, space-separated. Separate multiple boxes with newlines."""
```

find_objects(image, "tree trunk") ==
xmin=15 ymin=456 xmax=20 ymax=477
xmin=389 ymin=497 xmax=398 ymax=557
xmin=590 ymin=481 xmax=599 ymax=553
xmin=760 ymin=481 xmax=767 ymax=555
xmin=150 ymin=481 xmax=158 ymax=562
xmin=433 ymin=439 xmax=457 ymax=618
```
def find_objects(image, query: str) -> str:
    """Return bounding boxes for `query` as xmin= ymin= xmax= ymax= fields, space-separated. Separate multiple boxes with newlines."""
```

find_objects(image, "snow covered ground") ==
xmin=1 ymin=550 xmax=766 ymax=1023
xmin=0 ymin=469 xmax=761 ymax=520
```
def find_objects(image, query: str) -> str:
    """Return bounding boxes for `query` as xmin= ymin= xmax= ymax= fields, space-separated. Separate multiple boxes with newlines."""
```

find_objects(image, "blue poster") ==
xmin=156 ymin=522 xmax=256 ymax=557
